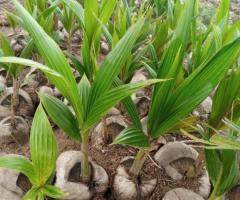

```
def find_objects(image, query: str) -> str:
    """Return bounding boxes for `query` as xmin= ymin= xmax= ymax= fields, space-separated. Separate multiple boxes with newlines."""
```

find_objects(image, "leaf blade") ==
xmin=40 ymin=93 xmax=80 ymax=140
xmin=30 ymin=104 xmax=58 ymax=186
xmin=113 ymin=127 xmax=150 ymax=148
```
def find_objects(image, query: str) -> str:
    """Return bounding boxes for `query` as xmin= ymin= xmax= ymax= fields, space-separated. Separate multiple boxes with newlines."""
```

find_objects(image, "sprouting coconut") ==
xmin=92 ymin=108 xmax=127 ymax=147
xmin=154 ymin=142 xmax=211 ymax=199
xmin=113 ymin=156 xmax=157 ymax=200
xmin=55 ymin=151 xmax=109 ymax=200
xmin=0 ymin=86 xmax=33 ymax=117
xmin=0 ymin=154 xmax=31 ymax=200
xmin=0 ymin=115 xmax=29 ymax=145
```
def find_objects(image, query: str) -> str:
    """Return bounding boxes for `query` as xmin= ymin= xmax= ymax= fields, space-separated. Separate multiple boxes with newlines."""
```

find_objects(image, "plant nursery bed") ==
xmin=0 ymin=0 xmax=240 ymax=200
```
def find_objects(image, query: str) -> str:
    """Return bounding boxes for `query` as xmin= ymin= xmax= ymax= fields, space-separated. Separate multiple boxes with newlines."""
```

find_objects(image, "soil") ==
xmin=228 ymin=185 xmax=240 ymax=200
xmin=16 ymin=173 xmax=32 ymax=193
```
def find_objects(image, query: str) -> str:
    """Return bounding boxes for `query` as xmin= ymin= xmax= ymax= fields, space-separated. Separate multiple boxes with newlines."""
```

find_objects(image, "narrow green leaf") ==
xmin=66 ymin=53 xmax=85 ymax=76
xmin=84 ymin=79 xmax=164 ymax=130
xmin=100 ymin=0 xmax=117 ymax=24
xmin=61 ymin=0 xmax=84 ymax=27
xmin=12 ymin=0 xmax=84 ymax=126
xmin=0 ymin=57 xmax=67 ymax=82
xmin=30 ymin=104 xmax=58 ymax=186
xmin=37 ymin=4 xmax=58 ymax=21
xmin=20 ymin=39 xmax=34 ymax=59
xmin=22 ymin=187 xmax=39 ymax=200
xmin=37 ymin=193 xmax=44 ymax=200
xmin=0 ymin=33 xmax=17 ymax=76
xmin=0 ymin=33 xmax=14 ymax=56
xmin=210 ymin=134 xmax=240 ymax=150
xmin=210 ymin=69 xmax=240 ymax=128
xmin=215 ymin=0 xmax=230 ymax=29
xmin=113 ymin=77 xmax=142 ymax=130
xmin=84 ymin=0 xmax=98 ymax=41
xmin=0 ymin=156 xmax=36 ymax=184
xmin=87 ymin=19 xmax=144 ymax=113
xmin=206 ymin=150 xmax=239 ymax=196
xmin=149 ymin=37 xmax=240 ymax=138
xmin=218 ymin=150 xmax=239 ymax=195
xmin=223 ymin=118 xmax=240 ymax=134
xmin=113 ymin=127 xmax=150 ymax=148
xmin=78 ymin=75 xmax=91 ymax=117
xmin=205 ymin=149 xmax=222 ymax=186
xmin=39 ymin=93 xmax=80 ymax=140
xmin=42 ymin=185 xmax=65 ymax=199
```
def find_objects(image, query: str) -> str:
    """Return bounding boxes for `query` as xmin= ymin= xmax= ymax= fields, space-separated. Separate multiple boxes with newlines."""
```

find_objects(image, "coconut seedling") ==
xmin=194 ymin=67 xmax=240 ymax=200
xmin=0 ymin=104 xmax=65 ymax=200
xmin=107 ymin=0 xmax=154 ymax=83
xmin=183 ymin=100 xmax=240 ymax=200
xmin=188 ymin=0 xmax=239 ymax=74
xmin=183 ymin=77 xmax=240 ymax=200
xmin=0 ymin=0 xmax=164 ymax=198
xmin=112 ymin=0 xmax=240 ymax=199
xmin=60 ymin=0 xmax=118 ymax=82
xmin=54 ymin=1 xmax=79 ymax=52
xmin=0 ymin=0 xmax=76 ymax=118
xmin=179 ymin=2 xmax=240 ymax=199
xmin=93 ymin=1 xmax=156 ymax=143
xmin=7 ymin=0 xmax=59 ymax=39
xmin=0 ymin=32 xmax=34 ymax=144
xmin=61 ymin=0 xmax=152 ymax=145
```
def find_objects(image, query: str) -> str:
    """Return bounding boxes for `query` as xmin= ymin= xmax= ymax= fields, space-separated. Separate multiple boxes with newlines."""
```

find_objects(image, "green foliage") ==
xmin=0 ymin=0 xmax=163 ymax=180
xmin=114 ymin=0 xmax=240 ymax=149
xmin=0 ymin=33 xmax=34 ymax=77
xmin=206 ymin=149 xmax=239 ymax=199
xmin=1 ymin=0 xmax=240 ymax=197
xmin=0 ymin=105 xmax=64 ymax=199
xmin=210 ymin=69 xmax=240 ymax=128
xmin=39 ymin=93 xmax=81 ymax=140
xmin=113 ymin=127 xmax=150 ymax=148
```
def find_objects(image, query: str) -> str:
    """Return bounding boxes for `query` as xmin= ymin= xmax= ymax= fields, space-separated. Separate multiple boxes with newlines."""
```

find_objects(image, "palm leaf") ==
xmin=148 ymin=0 xmax=194 ymax=135
xmin=149 ymin=37 xmax=240 ymax=138
xmin=113 ymin=77 xmax=142 ymax=129
xmin=84 ymin=0 xmax=98 ymax=42
xmin=0 ymin=156 xmax=36 ymax=184
xmin=42 ymin=185 xmax=65 ymax=199
xmin=12 ymin=0 xmax=84 ymax=126
xmin=86 ymin=19 xmax=144 ymax=114
xmin=39 ymin=93 xmax=80 ymax=140
xmin=30 ymin=104 xmax=58 ymax=186
xmin=22 ymin=188 xmax=39 ymax=200
xmin=210 ymin=69 xmax=240 ymax=128
xmin=205 ymin=149 xmax=239 ymax=196
xmin=84 ymin=79 xmax=163 ymax=130
xmin=60 ymin=0 xmax=84 ymax=27
xmin=113 ymin=127 xmax=150 ymax=148
xmin=78 ymin=74 xmax=91 ymax=118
